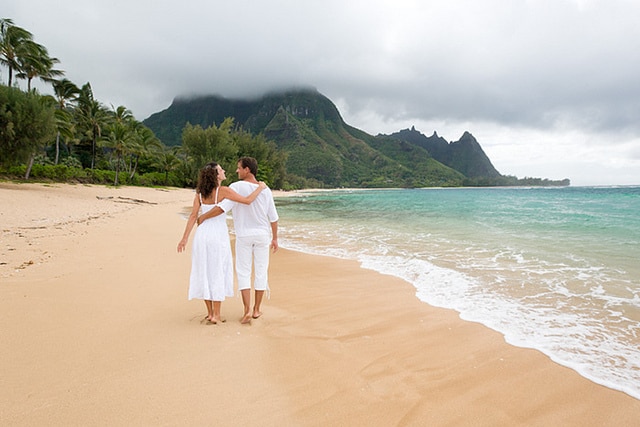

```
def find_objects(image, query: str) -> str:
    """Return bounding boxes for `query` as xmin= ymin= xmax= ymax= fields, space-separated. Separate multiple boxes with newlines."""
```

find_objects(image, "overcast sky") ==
xmin=4 ymin=0 xmax=640 ymax=185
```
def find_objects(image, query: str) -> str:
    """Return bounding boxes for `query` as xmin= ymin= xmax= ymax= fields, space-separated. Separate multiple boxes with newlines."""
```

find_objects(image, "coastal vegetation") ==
xmin=0 ymin=18 xmax=284 ymax=188
xmin=1 ymin=18 xmax=569 ymax=189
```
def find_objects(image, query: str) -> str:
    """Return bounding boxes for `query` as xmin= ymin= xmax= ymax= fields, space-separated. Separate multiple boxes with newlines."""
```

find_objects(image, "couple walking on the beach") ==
xmin=177 ymin=157 xmax=279 ymax=324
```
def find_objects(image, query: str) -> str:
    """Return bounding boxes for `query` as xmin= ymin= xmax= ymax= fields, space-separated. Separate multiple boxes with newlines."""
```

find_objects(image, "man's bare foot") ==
xmin=252 ymin=311 xmax=262 ymax=319
xmin=240 ymin=313 xmax=252 ymax=324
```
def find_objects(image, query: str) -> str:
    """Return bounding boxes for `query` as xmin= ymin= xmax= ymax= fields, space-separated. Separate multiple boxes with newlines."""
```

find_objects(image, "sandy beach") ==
xmin=1 ymin=182 xmax=639 ymax=426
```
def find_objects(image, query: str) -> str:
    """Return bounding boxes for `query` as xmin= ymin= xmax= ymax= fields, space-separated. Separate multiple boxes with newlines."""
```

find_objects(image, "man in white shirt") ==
xmin=201 ymin=157 xmax=279 ymax=324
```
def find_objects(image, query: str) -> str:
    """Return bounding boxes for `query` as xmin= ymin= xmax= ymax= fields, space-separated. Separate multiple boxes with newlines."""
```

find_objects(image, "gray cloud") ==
xmin=3 ymin=0 xmax=640 ymax=185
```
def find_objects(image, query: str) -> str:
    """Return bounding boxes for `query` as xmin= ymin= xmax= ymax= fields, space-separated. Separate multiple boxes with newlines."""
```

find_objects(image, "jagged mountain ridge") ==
xmin=389 ymin=127 xmax=501 ymax=178
xmin=143 ymin=88 xmax=500 ymax=187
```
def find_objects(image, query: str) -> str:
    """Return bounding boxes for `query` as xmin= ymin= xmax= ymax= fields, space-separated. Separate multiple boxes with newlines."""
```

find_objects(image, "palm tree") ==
xmin=52 ymin=79 xmax=79 ymax=164
xmin=103 ymin=105 xmax=136 ymax=185
xmin=52 ymin=108 xmax=75 ymax=162
xmin=16 ymin=41 xmax=64 ymax=91
xmin=129 ymin=124 xmax=162 ymax=180
xmin=112 ymin=104 xmax=133 ymax=124
xmin=0 ymin=19 xmax=34 ymax=87
xmin=154 ymin=147 xmax=183 ymax=185
xmin=103 ymin=121 xmax=134 ymax=185
xmin=75 ymin=82 xmax=109 ymax=169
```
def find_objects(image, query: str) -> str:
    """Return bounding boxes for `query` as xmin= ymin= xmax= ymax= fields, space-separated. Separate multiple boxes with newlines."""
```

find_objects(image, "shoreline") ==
xmin=2 ymin=182 xmax=639 ymax=425
xmin=275 ymin=185 xmax=640 ymax=402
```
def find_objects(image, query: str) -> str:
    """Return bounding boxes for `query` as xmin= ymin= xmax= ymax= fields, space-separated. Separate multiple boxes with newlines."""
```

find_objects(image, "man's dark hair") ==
xmin=239 ymin=157 xmax=258 ymax=177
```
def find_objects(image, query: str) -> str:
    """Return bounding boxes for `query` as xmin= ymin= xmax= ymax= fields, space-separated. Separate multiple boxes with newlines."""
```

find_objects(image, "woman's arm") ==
xmin=177 ymin=193 xmax=200 ymax=253
xmin=197 ymin=182 xmax=267 ymax=226
xmin=219 ymin=182 xmax=267 ymax=204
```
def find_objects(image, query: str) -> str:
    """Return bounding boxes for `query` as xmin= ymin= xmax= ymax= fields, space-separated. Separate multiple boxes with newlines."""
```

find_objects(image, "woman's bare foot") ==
xmin=252 ymin=310 xmax=262 ymax=319
xmin=240 ymin=313 xmax=252 ymax=324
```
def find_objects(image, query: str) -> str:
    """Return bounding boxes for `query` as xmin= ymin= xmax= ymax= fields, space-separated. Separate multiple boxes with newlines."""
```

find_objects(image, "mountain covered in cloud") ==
xmin=143 ymin=88 xmax=567 ymax=187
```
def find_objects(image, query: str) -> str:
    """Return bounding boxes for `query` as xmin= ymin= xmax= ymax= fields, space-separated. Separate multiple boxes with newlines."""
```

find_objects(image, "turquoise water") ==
xmin=275 ymin=186 xmax=640 ymax=400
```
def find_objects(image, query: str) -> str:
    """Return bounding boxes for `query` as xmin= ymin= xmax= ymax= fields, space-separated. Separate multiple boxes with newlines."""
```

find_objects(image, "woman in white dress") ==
xmin=177 ymin=162 xmax=266 ymax=324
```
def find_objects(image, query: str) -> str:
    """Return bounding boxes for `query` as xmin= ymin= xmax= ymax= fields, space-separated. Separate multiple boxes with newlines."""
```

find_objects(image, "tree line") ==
xmin=0 ymin=18 xmax=286 ymax=188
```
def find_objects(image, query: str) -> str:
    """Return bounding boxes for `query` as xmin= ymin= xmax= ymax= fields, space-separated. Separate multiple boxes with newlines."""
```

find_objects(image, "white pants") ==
xmin=235 ymin=234 xmax=271 ymax=291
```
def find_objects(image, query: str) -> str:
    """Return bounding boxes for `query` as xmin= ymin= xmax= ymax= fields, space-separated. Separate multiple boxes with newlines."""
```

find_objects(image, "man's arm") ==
xmin=267 ymin=192 xmax=279 ymax=252
xmin=270 ymin=221 xmax=278 ymax=253
xmin=197 ymin=206 xmax=225 ymax=226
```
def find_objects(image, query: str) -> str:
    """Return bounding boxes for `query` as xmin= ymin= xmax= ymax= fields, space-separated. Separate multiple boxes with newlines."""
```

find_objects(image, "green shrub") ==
xmin=138 ymin=171 xmax=182 ymax=187
xmin=61 ymin=156 xmax=83 ymax=168
xmin=88 ymin=169 xmax=114 ymax=184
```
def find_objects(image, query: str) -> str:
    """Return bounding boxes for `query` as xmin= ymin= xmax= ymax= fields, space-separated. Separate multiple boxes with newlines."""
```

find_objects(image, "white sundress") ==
xmin=188 ymin=188 xmax=234 ymax=301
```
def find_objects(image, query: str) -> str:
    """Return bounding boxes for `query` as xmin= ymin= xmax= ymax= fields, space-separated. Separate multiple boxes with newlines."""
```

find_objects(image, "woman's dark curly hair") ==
xmin=196 ymin=162 xmax=220 ymax=199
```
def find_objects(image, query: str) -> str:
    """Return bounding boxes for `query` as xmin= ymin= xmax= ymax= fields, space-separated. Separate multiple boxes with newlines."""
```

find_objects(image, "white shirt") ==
xmin=218 ymin=181 xmax=279 ymax=238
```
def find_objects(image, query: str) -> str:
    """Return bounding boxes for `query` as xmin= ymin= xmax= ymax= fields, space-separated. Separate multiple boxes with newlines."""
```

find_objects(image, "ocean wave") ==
xmin=280 ymin=236 xmax=640 ymax=400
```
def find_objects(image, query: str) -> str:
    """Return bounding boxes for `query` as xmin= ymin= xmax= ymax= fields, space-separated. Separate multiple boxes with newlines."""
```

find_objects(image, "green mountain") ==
xmin=143 ymin=88 xmax=562 ymax=188
xmin=389 ymin=127 xmax=501 ymax=178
